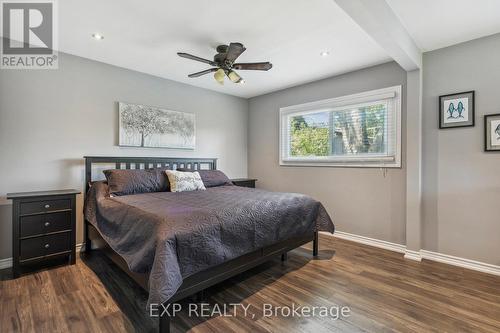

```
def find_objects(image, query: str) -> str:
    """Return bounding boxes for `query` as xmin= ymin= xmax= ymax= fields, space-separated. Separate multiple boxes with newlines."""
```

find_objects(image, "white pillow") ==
xmin=165 ymin=170 xmax=206 ymax=193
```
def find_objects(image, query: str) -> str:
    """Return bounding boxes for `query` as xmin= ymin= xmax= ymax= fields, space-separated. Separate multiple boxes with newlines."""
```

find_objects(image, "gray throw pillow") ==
xmin=103 ymin=168 xmax=169 ymax=196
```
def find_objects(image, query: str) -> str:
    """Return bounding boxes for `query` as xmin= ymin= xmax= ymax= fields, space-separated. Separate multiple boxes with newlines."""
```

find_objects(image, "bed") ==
xmin=83 ymin=156 xmax=334 ymax=333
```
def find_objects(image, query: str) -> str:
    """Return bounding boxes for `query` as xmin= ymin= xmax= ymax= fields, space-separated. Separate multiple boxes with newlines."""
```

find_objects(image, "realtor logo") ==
xmin=1 ymin=0 xmax=58 ymax=69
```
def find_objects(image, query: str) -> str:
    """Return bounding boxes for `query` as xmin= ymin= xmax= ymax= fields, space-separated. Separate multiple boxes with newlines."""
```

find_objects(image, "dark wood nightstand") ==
xmin=7 ymin=189 xmax=80 ymax=278
xmin=231 ymin=178 xmax=257 ymax=188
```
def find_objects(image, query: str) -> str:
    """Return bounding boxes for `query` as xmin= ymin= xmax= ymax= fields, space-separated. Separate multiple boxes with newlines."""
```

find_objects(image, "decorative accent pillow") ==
xmin=165 ymin=170 xmax=206 ymax=192
xmin=103 ymin=168 xmax=169 ymax=196
xmin=176 ymin=169 xmax=232 ymax=188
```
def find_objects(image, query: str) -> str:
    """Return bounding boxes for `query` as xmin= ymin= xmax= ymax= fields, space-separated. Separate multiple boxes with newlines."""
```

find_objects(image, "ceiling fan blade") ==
xmin=177 ymin=52 xmax=217 ymax=66
xmin=225 ymin=43 xmax=246 ymax=63
xmin=188 ymin=68 xmax=218 ymax=78
xmin=227 ymin=70 xmax=243 ymax=83
xmin=233 ymin=62 xmax=272 ymax=71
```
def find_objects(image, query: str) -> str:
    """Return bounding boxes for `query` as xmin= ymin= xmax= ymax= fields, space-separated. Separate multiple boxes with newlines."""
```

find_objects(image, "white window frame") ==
xmin=279 ymin=85 xmax=402 ymax=168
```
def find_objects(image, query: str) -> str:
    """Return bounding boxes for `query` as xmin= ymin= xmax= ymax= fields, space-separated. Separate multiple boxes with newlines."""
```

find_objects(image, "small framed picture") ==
xmin=439 ymin=91 xmax=475 ymax=129
xmin=484 ymin=113 xmax=500 ymax=152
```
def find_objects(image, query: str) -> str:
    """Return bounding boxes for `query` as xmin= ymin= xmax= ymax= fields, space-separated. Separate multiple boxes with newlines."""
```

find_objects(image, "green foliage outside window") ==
xmin=290 ymin=117 xmax=329 ymax=156
xmin=289 ymin=104 xmax=386 ymax=157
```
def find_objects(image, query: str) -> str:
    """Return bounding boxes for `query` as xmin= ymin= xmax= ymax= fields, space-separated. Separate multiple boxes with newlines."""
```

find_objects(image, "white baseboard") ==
xmin=420 ymin=250 xmax=500 ymax=276
xmin=0 ymin=243 xmax=84 ymax=269
xmin=326 ymin=231 xmax=500 ymax=276
xmin=75 ymin=242 xmax=84 ymax=253
xmin=404 ymin=249 xmax=422 ymax=262
xmin=327 ymin=230 xmax=406 ymax=253
xmin=3 ymin=238 xmax=499 ymax=277
xmin=0 ymin=257 xmax=13 ymax=270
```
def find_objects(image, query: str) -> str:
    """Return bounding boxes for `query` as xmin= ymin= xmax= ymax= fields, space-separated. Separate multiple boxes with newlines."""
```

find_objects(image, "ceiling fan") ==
xmin=177 ymin=42 xmax=272 ymax=85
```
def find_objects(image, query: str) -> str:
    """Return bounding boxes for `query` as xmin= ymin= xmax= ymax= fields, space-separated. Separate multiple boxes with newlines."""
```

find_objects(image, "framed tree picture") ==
xmin=439 ymin=91 xmax=475 ymax=129
xmin=118 ymin=102 xmax=195 ymax=149
xmin=484 ymin=113 xmax=500 ymax=152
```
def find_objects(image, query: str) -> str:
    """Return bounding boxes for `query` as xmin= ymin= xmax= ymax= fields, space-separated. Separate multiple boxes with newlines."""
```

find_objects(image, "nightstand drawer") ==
xmin=20 ymin=211 xmax=71 ymax=238
xmin=20 ymin=232 xmax=71 ymax=260
xmin=233 ymin=180 xmax=254 ymax=188
xmin=20 ymin=198 xmax=71 ymax=215
xmin=231 ymin=179 xmax=257 ymax=188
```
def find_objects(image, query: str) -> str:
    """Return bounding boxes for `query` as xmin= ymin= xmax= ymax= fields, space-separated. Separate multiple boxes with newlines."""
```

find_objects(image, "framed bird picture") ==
xmin=484 ymin=113 xmax=500 ymax=152
xmin=439 ymin=91 xmax=475 ymax=129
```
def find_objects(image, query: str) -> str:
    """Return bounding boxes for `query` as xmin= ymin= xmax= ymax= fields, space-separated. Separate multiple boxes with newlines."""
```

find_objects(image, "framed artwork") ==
xmin=439 ymin=91 xmax=475 ymax=129
xmin=118 ymin=102 xmax=195 ymax=149
xmin=484 ymin=113 xmax=500 ymax=152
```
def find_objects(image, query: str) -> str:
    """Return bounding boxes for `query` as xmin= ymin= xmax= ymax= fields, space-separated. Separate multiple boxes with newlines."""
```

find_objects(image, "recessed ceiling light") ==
xmin=92 ymin=33 xmax=104 ymax=40
xmin=320 ymin=51 xmax=330 ymax=57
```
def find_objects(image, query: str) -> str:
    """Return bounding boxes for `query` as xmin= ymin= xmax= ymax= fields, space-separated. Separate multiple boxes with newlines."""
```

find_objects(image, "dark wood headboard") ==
xmin=84 ymin=156 xmax=217 ymax=194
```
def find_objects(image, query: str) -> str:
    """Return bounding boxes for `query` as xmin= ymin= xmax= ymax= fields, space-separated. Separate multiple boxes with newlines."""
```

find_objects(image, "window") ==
xmin=280 ymin=86 xmax=401 ymax=167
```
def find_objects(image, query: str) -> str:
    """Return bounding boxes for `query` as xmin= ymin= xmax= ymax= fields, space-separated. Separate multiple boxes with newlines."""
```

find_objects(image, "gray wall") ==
xmin=3 ymin=35 xmax=498 ymax=267
xmin=422 ymin=33 xmax=500 ymax=265
xmin=248 ymin=62 xmax=408 ymax=245
xmin=0 ymin=50 xmax=249 ymax=260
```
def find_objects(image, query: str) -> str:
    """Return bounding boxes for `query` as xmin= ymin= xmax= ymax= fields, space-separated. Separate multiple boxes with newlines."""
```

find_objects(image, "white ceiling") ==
xmin=387 ymin=0 xmax=500 ymax=52
xmin=10 ymin=1 xmax=500 ymax=98
xmin=57 ymin=0 xmax=391 ymax=98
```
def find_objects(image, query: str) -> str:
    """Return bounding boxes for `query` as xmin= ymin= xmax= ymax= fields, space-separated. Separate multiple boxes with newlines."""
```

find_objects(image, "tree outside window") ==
xmin=289 ymin=104 xmax=386 ymax=158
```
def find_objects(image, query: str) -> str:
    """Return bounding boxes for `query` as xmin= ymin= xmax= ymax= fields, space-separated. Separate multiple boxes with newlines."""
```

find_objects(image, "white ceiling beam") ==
xmin=334 ymin=0 xmax=422 ymax=70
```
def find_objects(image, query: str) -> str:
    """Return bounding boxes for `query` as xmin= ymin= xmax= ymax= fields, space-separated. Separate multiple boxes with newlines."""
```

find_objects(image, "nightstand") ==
xmin=231 ymin=178 xmax=257 ymax=188
xmin=7 ymin=189 xmax=80 ymax=278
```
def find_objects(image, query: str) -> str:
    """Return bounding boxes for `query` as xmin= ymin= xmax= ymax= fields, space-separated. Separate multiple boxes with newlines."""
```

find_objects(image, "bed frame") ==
xmin=83 ymin=156 xmax=319 ymax=333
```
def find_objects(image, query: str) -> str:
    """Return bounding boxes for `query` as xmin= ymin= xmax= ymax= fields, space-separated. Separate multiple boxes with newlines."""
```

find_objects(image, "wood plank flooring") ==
xmin=1 ymin=234 xmax=500 ymax=333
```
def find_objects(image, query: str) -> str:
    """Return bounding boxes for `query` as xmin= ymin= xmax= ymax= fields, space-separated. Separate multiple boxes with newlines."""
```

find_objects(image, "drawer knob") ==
xmin=44 ymin=243 xmax=50 ymax=249
xmin=44 ymin=222 xmax=50 ymax=227
xmin=44 ymin=204 xmax=50 ymax=209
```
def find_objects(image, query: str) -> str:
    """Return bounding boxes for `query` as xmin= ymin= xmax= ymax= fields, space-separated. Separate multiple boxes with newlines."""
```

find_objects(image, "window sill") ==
xmin=279 ymin=160 xmax=401 ymax=168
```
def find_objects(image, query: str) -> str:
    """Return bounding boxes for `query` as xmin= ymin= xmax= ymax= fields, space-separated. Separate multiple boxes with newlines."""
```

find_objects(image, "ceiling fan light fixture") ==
xmin=178 ymin=42 xmax=272 ymax=85
xmin=214 ymin=68 xmax=225 ymax=84
xmin=227 ymin=70 xmax=242 ymax=83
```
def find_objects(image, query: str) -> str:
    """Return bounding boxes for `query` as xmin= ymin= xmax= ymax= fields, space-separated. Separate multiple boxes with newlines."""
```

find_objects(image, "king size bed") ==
xmin=83 ymin=156 xmax=334 ymax=332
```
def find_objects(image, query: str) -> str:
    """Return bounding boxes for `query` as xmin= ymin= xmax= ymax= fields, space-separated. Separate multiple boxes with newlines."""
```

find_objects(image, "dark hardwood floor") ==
xmin=1 ymin=234 xmax=500 ymax=333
